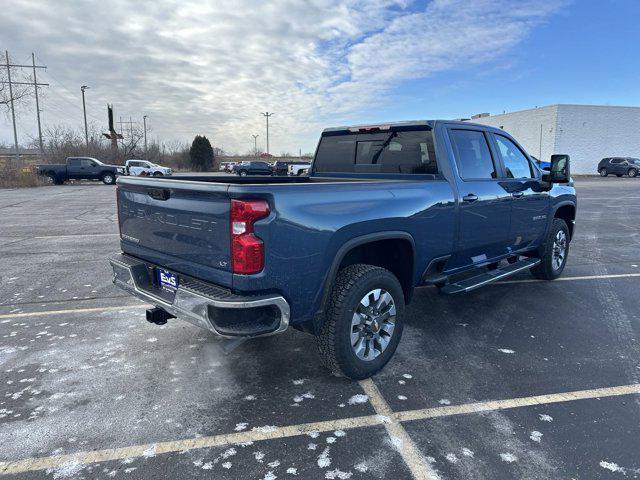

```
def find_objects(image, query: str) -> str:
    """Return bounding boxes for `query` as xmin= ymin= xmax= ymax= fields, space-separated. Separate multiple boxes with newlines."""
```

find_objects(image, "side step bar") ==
xmin=440 ymin=258 xmax=540 ymax=295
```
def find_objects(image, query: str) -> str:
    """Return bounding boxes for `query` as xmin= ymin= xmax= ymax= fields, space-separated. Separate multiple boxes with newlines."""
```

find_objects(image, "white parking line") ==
xmin=0 ymin=305 xmax=147 ymax=320
xmin=1 ymin=383 xmax=638 ymax=476
xmin=394 ymin=383 xmax=640 ymax=423
xmin=499 ymin=272 xmax=640 ymax=285
xmin=359 ymin=378 xmax=440 ymax=480
xmin=416 ymin=272 xmax=640 ymax=290
xmin=3 ymin=272 xmax=640 ymax=321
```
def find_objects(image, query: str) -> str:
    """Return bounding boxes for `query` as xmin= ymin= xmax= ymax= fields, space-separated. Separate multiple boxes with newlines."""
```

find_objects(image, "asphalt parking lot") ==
xmin=1 ymin=177 xmax=639 ymax=479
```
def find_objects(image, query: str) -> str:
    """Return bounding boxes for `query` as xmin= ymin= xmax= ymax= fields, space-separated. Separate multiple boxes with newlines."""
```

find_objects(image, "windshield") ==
xmin=629 ymin=158 xmax=640 ymax=165
xmin=91 ymin=158 xmax=104 ymax=165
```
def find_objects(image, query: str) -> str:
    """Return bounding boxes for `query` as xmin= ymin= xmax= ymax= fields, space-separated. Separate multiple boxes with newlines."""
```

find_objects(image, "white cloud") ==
xmin=0 ymin=0 xmax=564 ymax=153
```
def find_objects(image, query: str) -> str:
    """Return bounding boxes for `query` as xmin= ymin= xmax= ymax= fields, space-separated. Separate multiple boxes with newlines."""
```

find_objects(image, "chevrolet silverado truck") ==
xmin=109 ymin=121 xmax=576 ymax=379
xmin=37 ymin=157 xmax=125 ymax=185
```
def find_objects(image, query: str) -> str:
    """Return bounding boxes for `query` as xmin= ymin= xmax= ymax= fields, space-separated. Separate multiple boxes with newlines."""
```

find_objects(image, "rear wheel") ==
xmin=238 ymin=170 xmax=248 ymax=176
xmin=531 ymin=218 xmax=569 ymax=280
xmin=101 ymin=173 xmax=115 ymax=185
xmin=628 ymin=168 xmax=638 ymax=178
xmin=46 ymin=173 xmax=59 ymax=185
xmin=316 ymin=264 xmax=404 ymax=379
xmin=599 ymin=168 xmax=608 ymax=177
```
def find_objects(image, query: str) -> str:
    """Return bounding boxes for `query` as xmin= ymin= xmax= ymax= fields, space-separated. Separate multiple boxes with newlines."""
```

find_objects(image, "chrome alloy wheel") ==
xmin=350 ymin=288 xmax=396 ymax=361
xmin=552 ymin=230 xmax=567 ymax=271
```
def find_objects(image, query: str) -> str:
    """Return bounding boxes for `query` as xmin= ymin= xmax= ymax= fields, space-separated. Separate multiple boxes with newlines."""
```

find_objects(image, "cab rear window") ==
xmin=314 ymin=129 xmax=438 ymax=175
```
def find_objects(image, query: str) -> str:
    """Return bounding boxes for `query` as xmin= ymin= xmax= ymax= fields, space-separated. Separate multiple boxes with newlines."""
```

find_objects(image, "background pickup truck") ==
xmin=109 ymin=120 xmax=576 ymax=379
xmin=125 ymin=159 xmax=173 ymax=177
xmin=37 ymin=157 xmax=125 ymax=185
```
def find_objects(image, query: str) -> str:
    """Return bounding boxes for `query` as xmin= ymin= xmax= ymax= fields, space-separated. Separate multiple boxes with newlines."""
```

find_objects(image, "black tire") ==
xmin=599 ymin=168 xmax=608 ymax=177
xmin=628 ymin=168 xmax=638 ymax=178
xmin=238 ymin=170 xmax=248 ymax=176
xmin=153 ymin=171 xmax=163 ymax=176
xmin=316 ymin=264 xmax=405 ymax=379
xmin=46 ymin=173 xmax=62 ymax=185
xmin=101 ymin=173 xmax=116 ymax=185
xmin=530 ymin=218 xmax=569 ymax=280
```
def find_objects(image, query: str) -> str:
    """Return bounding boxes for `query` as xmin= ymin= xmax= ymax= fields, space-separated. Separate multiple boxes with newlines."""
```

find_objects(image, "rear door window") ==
xmin=449 ymin=129 xmax=496 ymax=180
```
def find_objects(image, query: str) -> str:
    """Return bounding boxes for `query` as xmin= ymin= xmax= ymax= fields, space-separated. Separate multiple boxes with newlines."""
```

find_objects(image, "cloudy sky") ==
xmin=1 ymin=0 xmax=638 ymax=154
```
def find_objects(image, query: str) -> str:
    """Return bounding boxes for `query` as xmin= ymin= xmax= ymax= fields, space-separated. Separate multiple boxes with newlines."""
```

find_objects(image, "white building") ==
xmin=468 ymin=104 xmax=640 ymax=174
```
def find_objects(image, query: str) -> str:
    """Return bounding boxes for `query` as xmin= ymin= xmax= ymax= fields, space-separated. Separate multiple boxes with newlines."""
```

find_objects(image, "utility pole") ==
xmin=4 ymin=51 xmax=19 ymax=164
xmin=81 ymin=85 xmax=89 ymax=148
xmin=31 ymin=54 xmax=44 ymax=155
xmin=143 ymin=115 xmax=148 ymax=158
xmin=0 ymin=51 xmax=48 ymax=164
xmin=261 ymin=112 xmax=273 ymax=154
xmin=252 ymin=134 xmax=259 ymax=156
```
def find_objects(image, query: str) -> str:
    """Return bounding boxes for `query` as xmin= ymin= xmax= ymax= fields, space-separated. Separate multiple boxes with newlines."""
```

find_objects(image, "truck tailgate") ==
xmin=116 ymin=177 xmax=232 ymax=284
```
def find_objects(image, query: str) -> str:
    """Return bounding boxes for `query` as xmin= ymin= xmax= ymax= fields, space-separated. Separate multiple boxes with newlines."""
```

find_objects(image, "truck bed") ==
xmin=115 ymin=172 xmax=450 ymax=314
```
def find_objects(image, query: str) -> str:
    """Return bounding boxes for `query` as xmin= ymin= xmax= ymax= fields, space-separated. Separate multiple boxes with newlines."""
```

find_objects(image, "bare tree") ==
xmin=0 ymin=65 xmax=33 ymax=117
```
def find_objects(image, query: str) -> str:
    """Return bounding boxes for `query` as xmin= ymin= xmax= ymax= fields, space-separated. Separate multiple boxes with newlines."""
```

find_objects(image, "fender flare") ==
xmin=549 ymin=201 xmax=576 ymax=238
xmin=317 ymin=231 xmax=416 ymax=315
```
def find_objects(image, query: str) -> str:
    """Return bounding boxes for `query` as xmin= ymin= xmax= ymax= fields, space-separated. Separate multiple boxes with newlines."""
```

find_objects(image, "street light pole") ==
xmin=252 ymin=134 xmax=259 ymax=156
xmin=143 ymin=115 xmax=148 ymax=158
xmin=261 ymin=112 xmax=273 ymax=154
xmin=81 ymin=85 xmax=89 ymax=148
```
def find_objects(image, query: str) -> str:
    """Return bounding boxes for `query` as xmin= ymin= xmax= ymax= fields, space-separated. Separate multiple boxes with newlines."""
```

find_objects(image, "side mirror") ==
xmin=549 ymin=154 xmax=570 ymax=183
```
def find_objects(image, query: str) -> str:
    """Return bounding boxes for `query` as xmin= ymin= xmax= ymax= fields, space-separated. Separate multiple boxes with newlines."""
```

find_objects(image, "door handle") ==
xmin=512 ymin=191 xmax=524 ymax=198
xmin=462 ymin=194 xmax=478 ymax=203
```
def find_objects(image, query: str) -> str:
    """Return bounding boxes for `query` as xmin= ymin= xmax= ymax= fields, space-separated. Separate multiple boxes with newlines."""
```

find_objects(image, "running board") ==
xmin=440 ymin=258 xmax=540 ymax=294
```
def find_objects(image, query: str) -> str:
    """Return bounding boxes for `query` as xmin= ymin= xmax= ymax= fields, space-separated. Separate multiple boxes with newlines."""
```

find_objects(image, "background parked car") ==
xmin=598 ymin=157 xmax=640 ymax=177
xmin=272 ymin=161 xmax=309 ymax=176
xmin=220 ymin=161 xmax=237 ymax=172
xmin=288 ymin=163 xmax=310 ymax=176
xmin=531 ymin=155 xmax=551 ymax=171
xmin=233 ymin=161 xmax=273 ymax=176
xmin=35 ymin=157 xmax=124 ymax=185
xmin=125 ymin=159 xmax=172 ymax=176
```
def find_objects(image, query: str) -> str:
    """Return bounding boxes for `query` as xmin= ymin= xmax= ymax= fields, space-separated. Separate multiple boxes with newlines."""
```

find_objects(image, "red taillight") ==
xmin=230 ymin=199 xmax=269 ymax=274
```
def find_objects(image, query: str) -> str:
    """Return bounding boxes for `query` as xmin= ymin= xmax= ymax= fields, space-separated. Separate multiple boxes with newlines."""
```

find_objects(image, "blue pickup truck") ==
xmin=109 ymin=120 xmax=576 ymax=379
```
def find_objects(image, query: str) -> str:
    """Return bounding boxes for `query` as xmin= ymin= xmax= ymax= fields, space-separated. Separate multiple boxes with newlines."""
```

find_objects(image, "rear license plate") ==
xmin=157 ymin=268 xmax=178 ymax=292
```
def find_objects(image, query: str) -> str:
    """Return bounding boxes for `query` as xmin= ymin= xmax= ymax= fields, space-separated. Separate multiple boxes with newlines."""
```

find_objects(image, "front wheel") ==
xmin=316 ymin=264 xmax=405 ymax=379
xmin=599 ymin=168 xmax=608 ymax=177
xmin=238 ymin=170 xmax=248 ymax=176
xmin=101 ymin=173 xmax=116 ymax=185
xmin=530 ymin=218 xmax=569 ymax=280
xmin=628 ymin=168 xmax=638 ymax=178
xmin=153 ymin=171 xmax=163 ymax=176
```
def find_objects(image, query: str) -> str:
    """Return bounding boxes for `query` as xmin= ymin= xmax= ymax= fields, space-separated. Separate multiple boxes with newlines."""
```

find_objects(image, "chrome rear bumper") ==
xmin=109 ymin=253 xmax=289 ymax=338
